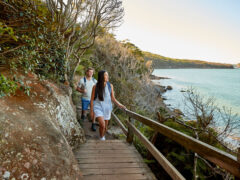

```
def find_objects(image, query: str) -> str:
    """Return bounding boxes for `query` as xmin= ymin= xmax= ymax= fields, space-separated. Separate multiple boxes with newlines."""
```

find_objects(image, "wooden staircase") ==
xmin=74 ymin=139 xmax=156 ymax=179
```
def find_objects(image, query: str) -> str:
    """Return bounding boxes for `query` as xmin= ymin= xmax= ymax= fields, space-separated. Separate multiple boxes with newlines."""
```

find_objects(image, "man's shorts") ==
xmin=82 ymin=98 xmax=90 ymax=110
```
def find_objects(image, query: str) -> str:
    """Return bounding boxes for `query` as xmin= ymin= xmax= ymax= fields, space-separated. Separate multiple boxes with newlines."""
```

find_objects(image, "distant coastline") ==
xmin=144 ymin=51 xmax=234 ymax=69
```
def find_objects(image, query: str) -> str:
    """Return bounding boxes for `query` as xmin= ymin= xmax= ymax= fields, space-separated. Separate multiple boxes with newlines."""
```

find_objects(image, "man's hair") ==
xmin=86 ymin=67 xmax=94 ymax=73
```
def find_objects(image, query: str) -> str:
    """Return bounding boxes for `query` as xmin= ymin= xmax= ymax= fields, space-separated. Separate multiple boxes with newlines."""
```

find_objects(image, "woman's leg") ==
xmin=97 ymin=116 xmax=105 ymax=138
xmin=103 ymin=120 xmax=109 ymax=136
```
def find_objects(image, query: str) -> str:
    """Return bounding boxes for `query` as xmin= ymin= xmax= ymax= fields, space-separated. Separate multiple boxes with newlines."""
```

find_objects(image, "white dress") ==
xmin=93 ymin=85 xmax=113 ymax=120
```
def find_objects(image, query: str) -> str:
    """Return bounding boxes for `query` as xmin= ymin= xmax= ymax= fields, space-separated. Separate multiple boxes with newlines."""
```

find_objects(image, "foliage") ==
xmin=0 ymin=74 xmax=17 ymax=97
xmin=133 ymin=122 xmax=154 ymax=157
xmin=89 ymin=34 xmax=152 ymax=109
xmin=152 ymin=120 xmax=226 ymax=179
xmin=183 ymin=87 xmax=240 ymax=142
xmin=0 ymin=0 xmax=66 ymax=82
xmin=44 ymin=0 xmax=124 ymax=85
xmin=0 ymin=22 xmax=17 ymax=41
xmin=0 ymin=0 xmax=124 ymax=92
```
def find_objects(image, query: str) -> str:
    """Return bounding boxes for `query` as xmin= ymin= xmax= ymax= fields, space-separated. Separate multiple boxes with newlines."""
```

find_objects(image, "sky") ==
xmin=114 ymin=0 xmax=240 ymax=64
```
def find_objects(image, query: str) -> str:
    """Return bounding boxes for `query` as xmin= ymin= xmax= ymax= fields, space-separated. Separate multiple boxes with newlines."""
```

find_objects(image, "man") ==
xmin=77 ymin=67 xmax=97 ymax=131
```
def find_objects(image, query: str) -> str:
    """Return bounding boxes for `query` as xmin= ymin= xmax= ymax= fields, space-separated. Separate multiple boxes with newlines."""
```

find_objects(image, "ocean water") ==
xmin=152 ymin=69 xmax=240 ymax=137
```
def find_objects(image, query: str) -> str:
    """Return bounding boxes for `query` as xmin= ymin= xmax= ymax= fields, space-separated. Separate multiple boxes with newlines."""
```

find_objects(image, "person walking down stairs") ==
xmin=76 ymin=67 xmax=97 ymax=131
xmin=90 ymin=70 xmax=126 ymax=140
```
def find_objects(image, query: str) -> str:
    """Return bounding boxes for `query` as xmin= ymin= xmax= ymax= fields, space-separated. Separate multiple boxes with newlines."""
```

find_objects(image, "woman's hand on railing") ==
xmin=118 ymin=104 xmax=127 ymax=110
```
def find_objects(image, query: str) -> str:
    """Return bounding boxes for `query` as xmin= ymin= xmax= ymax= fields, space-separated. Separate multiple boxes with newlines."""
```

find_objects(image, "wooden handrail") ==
xmin=112 ymin=112 xmax=128 ymax=135
xmin=122 ymin=109 xmax=240 ymax=178
xmin=127 ymin=121 xmax=185 ymax=180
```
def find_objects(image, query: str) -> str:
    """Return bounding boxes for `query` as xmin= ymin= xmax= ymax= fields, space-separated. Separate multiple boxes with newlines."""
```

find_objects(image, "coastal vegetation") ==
xmin=0 ymin=0 xmax=124 ymax=93
xmin=144 ymin=51 xmax=234 ymax=69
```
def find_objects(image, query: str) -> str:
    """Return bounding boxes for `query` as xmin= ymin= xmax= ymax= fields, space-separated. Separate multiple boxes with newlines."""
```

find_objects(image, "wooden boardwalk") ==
xmin=73 ymin=109 xmax=240 ymax=179
xmin=74 ymin=139 xmax=156 ymax=180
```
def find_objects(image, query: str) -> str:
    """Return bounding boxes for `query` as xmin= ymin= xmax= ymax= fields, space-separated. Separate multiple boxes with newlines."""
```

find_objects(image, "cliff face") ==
xmin=0 ymin=73 xmax=84 ymax=179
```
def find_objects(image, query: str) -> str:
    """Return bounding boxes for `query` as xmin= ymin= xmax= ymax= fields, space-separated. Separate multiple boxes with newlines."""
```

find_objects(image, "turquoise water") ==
xmin=153 ymin=69 xmax=240 ymax=144
xmin=153 ymin=69 xmax=240 ymax=116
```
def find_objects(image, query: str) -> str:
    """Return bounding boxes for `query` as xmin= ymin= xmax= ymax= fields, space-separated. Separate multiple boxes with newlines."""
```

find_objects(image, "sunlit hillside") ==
xmin=144 ymin=51 xmax=233 ymax=69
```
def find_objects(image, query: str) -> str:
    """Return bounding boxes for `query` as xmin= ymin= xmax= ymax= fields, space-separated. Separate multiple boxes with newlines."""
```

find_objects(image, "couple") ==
xmin=77 ymin=68 xmax=125 ymax=141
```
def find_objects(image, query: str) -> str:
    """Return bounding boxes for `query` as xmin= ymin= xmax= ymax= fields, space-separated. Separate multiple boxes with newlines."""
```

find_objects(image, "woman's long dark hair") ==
xmin=95 ymin=70 xmax=106 ymax=101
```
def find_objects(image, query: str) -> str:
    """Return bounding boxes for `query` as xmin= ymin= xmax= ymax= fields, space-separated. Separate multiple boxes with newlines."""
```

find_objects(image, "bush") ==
xmin=0 ymin=74 xmax=18 ymax=97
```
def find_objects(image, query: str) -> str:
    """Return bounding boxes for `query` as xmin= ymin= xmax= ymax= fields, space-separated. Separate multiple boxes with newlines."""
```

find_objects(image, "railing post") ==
xmin=236 ymin=147 xmax=240 ymax=180
xmin=238 ymin=147 xmax=240 ymax=163
xmin=126 ymin=116 xmax=134 ymax=144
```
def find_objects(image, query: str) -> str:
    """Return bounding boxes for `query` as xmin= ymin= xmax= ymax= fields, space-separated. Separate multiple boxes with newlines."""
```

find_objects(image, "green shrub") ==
xmin=0 ymin=74 xmax=18 ymax=97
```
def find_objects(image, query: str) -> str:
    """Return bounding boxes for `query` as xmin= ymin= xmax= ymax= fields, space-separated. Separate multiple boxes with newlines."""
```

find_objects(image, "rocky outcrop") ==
xmin=166 ymin=86 xmax=172 ymax=90
xmin=149 ymin=75 xmax=170 ymax=80
xmin=0 ymin=73 xmax=84 ymax=179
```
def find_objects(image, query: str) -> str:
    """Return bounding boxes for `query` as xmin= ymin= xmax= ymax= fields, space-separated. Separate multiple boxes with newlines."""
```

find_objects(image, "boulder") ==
xmin=0 ymin=73 xmax=84 ymax=179
xmin=166 ymin=86 xmax=173 ymax=90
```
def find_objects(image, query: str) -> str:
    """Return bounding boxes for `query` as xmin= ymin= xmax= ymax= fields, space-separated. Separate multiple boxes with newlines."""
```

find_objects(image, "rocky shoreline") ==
xmin=150 ymin=74 xmax=170 ymax=80
xmin=150 ymin=74 xmax=239 ymax=151
xmin=149 ymin=75 xmax=184 ymax=118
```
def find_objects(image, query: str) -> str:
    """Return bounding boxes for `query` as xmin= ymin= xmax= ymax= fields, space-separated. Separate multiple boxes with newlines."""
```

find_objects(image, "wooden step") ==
xmin=75 ymin=139 xmax=156 ymax=180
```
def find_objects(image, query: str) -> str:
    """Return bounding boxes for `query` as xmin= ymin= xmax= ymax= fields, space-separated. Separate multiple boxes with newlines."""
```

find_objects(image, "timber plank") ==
xmin=78 ymin=157 xmax=141 ymax=163
xmin=79 ymin=162 xmax=147 ymax=169
xmin=77 ymin=153 xmax=139 ymax=158
xmin=76 ymin=149 xmax=136 ymax=154
xmin=82 ymin=174 xmax=148 ymax=180
xmin=80 ymin=143 xmax=132 ymax=147
xmin=87 ymin=139 xmax=123 ymax=143
xmin=80 ymin=145 xmax=135 ymax=150
xmin=82 ymin=167 xmax=150 ymax=175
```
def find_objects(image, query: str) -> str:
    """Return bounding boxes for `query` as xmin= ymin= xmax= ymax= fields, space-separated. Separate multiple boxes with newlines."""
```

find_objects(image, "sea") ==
xmin=152 ymin=69 xmax=240 ymax=146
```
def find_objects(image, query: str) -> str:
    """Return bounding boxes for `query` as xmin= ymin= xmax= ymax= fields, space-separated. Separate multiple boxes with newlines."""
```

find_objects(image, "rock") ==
xmin=3 ymin=171 xmax=10 ymax=179
xmin=24 ymin=162 xmax=30 ymax=169
xmin=150 ymin=75 xmax=170 ymax=80
xmin=20 ymin=173 xmax=29 ymax=180
xmin=18 ymin=106 xmax=24 ymax=110
xmin=162 ymin=97 xmax=167 ymax=101
xmin=0 ymin=75 xmax=84 ymax=179
xmin=107 ymin=126 xmax=124 ymax=138
xmin=166 ymin=86 xmax=173 ymax=90
xmin=152 ymin=84 xmax=166 ymax=94
xmin=173 ymin=109 xmax=184 ymax=116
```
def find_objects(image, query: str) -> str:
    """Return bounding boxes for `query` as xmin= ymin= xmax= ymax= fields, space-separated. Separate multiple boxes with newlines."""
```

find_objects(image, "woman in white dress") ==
xmin=90 ymin=70 xmax=125 ymax=140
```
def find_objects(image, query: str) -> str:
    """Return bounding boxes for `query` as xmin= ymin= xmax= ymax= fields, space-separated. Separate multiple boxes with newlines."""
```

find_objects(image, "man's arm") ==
xmin=76 ymin=79 xmax=86 ymax=93
xmin=90 ymin=85 xmax=96 ymax=120
xmin=76 ymin=86 xmax=86 ymax=93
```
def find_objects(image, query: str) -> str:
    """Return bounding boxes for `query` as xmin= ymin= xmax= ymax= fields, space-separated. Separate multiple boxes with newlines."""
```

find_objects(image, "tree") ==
xmin=88 ymin=34 xmax=164 ymax=116
xmin=0 ymin=0 xmax=124 ymax=86
xmin=45 ymin=0 xmax=124 ymax=85
xmin=182 ymin=87 xmax=240 ymax=179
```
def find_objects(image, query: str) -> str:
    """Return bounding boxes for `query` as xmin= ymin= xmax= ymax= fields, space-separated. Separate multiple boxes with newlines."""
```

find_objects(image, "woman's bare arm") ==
xmin=110 ymin=84 xmax=126 ymax=109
